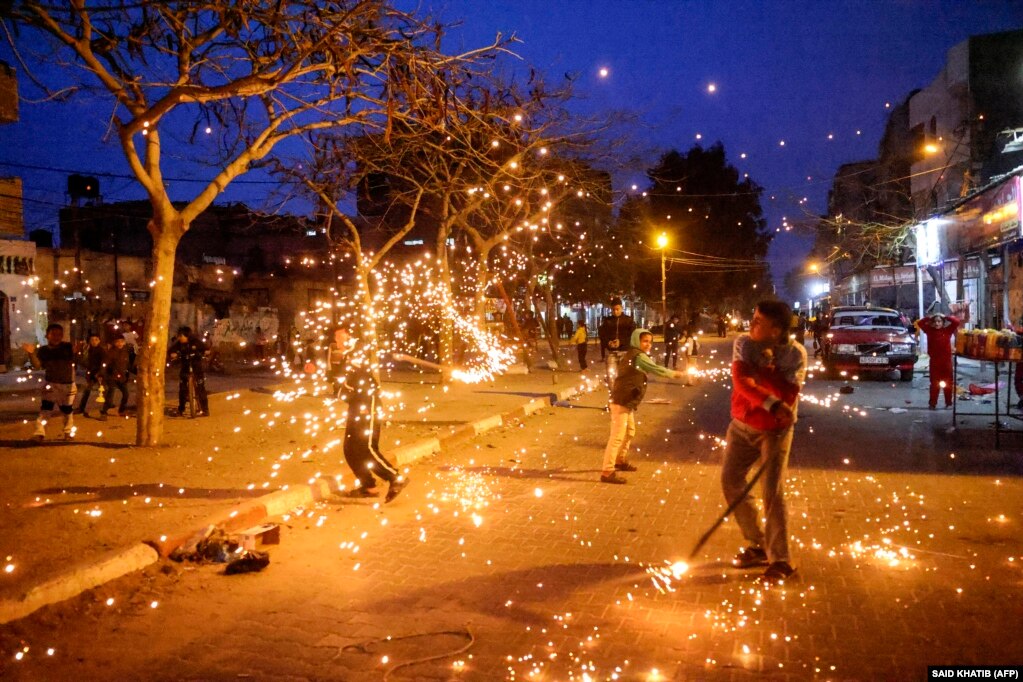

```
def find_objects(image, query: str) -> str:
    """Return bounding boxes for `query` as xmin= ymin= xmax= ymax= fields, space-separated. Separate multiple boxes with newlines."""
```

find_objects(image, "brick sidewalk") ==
xmin=0 ymin=360 xmax=594 ymax=608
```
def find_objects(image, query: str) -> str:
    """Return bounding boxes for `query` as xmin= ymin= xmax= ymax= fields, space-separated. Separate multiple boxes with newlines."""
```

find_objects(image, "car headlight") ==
xmin=890 ymin=343 xmax=913 ymax=353
xmin=835 ymin=344 xmax=857 ymax=353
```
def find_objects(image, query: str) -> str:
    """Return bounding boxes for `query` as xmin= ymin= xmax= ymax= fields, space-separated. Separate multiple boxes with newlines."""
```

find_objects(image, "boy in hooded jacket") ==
xmin=601 ymin=328 xmax=686 ymax=484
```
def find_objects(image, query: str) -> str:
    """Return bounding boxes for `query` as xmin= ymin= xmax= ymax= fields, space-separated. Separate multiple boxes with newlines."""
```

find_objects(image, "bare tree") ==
xmin=6 ymin=0 xmax=497 ymax=444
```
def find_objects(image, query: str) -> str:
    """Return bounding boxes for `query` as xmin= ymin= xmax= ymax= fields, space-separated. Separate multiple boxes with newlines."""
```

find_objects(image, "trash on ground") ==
xmin=169 ymin=526 xmax=241 ymax=564
xmin=238 ymin=523 xmax=280 ymax=550
xmin=225 ymin=550 xmax=270 ymax=575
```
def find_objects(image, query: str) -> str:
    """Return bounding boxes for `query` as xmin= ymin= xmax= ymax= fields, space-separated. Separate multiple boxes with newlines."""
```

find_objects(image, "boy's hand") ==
xmin=21 ymin=343 xmax=36 ymax=355
xmin=772 ymin=401 xmax=795 ymax=428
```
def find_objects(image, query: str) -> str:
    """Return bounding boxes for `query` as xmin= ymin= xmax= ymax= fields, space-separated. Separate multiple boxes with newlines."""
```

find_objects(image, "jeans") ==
xmin=577 ymin=343 xmax=588 ymax=370
xmin=721 ymin=419 xmax=794 ymax=563
xmin=602 ymin=404 xmax=636 ymax=474
xmin=102 ymin=379 xmax=129 ymax=414
xmin=605 ymin=350 xmax=624 ymax=389
xmin=77 ymin=374 xmax=103 ymax=413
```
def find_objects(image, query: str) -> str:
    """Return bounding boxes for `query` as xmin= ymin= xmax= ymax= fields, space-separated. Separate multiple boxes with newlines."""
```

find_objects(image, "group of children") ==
xmin=22 ymin=324 xmax=133 ymax=440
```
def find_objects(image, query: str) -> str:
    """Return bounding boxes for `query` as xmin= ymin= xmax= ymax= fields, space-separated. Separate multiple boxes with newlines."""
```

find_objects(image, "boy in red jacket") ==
xmin=916 ymin=313 xmax=960 ymax=409
xmin=722 ymin=300 xmax=806 ymax=584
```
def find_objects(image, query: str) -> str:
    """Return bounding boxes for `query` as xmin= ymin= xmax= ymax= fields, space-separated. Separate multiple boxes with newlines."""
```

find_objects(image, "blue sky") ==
xmin=1 ymin=1 xmax=1020 ymax=293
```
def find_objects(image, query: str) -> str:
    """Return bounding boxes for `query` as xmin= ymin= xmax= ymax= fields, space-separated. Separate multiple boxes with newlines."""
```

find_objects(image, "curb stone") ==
xmin=0 ymin=379 xmax=598 ymax=625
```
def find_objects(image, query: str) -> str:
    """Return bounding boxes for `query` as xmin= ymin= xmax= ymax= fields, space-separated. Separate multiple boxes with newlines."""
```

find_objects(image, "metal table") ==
xmin=952 ymin=354 xmax=1023 ymax=448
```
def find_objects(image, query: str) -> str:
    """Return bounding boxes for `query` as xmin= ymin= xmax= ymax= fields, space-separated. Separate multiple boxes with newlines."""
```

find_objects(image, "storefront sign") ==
xmin=868 ymin=265 xmax=916 ymax=287
xmin=946 ymin=174 xmax=1022 ymax=254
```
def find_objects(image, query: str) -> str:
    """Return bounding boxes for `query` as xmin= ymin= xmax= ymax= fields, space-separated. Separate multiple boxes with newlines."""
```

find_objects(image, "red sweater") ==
xmin=730 ymin=335 xmax=806 ymax=432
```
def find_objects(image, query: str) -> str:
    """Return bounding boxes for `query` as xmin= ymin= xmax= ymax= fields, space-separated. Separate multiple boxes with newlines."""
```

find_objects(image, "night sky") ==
xmin=1 ymin=1 xmax=1020 ymax=296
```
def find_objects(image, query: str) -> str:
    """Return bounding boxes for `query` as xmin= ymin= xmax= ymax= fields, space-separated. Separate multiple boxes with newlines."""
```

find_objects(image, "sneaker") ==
xmin=614 ymin=462 xmax=638 ymax=472
xmin=760 ymin=561 xmax=797 ymax=584
xmin=385 ymin=477 xmax=409 ymax=503
xmin=732 ymin=545 xmax=769 ymax=568
xmin=599 ymin=472 xmax=627 ymax=485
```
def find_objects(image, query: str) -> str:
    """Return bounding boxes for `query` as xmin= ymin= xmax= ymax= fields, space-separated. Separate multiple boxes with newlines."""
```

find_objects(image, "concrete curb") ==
xmin=0 ymin=377 xmax=597 ymax=625
xmin=0 ymin=543 xmax=159 ymax=625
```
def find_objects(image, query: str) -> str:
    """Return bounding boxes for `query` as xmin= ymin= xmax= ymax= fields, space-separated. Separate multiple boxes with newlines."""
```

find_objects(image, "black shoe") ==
xmin=614 ymin=462 xmax=638 ymax=472
xmin=98 ymin=412 xmax=108 ymax=421
xmin=760 ymin=561 xmax=797 ymax=584
xmin=385 ymin=477 xmax=409 ymax=503
xmin=599 ymin=472 xmax=627 ymax=485
xmin=732 ymin=545 xmax=769 ymax=568
xmin=196 ymin=411 xmax=210 ymax=418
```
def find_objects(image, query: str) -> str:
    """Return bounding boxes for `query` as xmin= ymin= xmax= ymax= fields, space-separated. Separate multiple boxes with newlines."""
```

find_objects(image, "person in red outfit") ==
xmin=916 ymin=313 xmax=960 ymax=409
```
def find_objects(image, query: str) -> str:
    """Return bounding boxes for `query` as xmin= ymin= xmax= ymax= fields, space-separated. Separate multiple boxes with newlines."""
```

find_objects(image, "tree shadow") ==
xmin=31 ymin=482 xmax=266 ymax=505
xmin=437 ymin=464 xmax=601 ymax=482
xmin=0 ymin=439 xmax=135 ymax=450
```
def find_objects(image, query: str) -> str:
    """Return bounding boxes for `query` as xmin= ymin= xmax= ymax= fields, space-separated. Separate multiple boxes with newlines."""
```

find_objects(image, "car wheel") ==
xmin=900 ymin=369 xmax=914 ymax=382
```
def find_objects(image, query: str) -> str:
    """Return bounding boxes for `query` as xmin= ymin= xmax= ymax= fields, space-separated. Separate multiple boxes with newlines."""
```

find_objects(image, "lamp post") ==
xmin=656 ymin=232 xmax=668 ymax=327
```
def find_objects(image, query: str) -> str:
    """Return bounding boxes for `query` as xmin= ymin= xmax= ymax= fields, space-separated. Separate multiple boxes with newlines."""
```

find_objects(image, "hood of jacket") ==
xmin=630 ymin=328 xmax=650 ymax=350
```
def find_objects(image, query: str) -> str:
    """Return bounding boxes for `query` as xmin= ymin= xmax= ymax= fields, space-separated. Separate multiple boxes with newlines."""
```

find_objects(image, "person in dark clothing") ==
xmin=333 ymin=328 xmax=408 ymax=503
xmin=598 ymin=298 xmax=636 ymax=390
xmin=601 ymin=328 xmax=685 ymax=484
xmin=664 ymin=315 xmax=682 ymax=369
xmin=168 ymin=327 xmax=210 ymax=417
xmin=22 ymin=323 xmax=80 ymax=440
xmin=717 ymin=314 xmax=728 ymax=338
xmin=76 ymin=332 xmax=106 ymax=417
xmin=101 ymin=334 xmax=132 ymax=419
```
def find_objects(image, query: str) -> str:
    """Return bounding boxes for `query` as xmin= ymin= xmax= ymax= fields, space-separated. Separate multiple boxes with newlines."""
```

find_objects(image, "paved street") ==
xmin=1 ymin=336 xmax=1022 ymax=680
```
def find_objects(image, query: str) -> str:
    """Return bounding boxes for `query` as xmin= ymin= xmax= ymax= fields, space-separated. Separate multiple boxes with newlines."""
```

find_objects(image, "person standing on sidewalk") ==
xmin=664 ymin=314 xmax=682 ymax=369
xmin=75 ymin=332 xmax=106 ymax=418
xmin=168 ymin=327 xmax=210 ymax=417
xmin=598 ymin=298 xmax=635 ymax=390
xmin=22 ymin=323 xmax=80 ymax=440
xmin=334 ymin=327 xmax=408 ymax=503
xmin=916 ymin=312 xmax=960 ymax=409
xmin=572 ymin=320 xmax=589 ymax=370
xmin=101 ymin=334 xmax=132 ymax=419
xmin=600 ymin=328 xmax=686 ymax=484
xmin=722 ymin=300 xmax=806 ymax=583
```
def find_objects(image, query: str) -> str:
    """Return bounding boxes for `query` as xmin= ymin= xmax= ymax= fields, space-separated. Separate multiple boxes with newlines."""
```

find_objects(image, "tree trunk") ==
xmin=435 ymin=229 xmax=454 ymax=374
xmin=542 ymin=283 xmax=563 ymax=368
xmin=473 ymin=248 xmax=491 ymax=327
xmin=135 ymin=226 xmax=181 ymax=446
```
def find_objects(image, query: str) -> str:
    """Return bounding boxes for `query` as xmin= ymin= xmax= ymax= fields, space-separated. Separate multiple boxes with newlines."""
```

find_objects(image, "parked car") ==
xmin=820 ymin=306 xmax=918 ymax=381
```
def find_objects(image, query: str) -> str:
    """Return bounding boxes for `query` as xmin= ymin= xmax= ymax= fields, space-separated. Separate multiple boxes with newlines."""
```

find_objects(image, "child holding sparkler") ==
xmin=601 ymin=328 xmax=685 ymax=484
xmin=334 ymin=328 xmax=408 ymax=503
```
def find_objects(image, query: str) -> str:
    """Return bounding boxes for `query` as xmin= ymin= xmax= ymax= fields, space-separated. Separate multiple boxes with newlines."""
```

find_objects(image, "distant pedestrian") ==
xmin=253 ymin=326 xmax=269 ymax=362
xmin=717 ymin=314 xmax=728 ymax=338
xmin=600 ymin=328 xmax=686 ymax=484
xmin=572 ymin=320 xmax=588 ymax=370
xmin=101 ymin=334 xmax=132 ymax=419
xmin=598 ymin=298 xmax=636 ymax=390
xmin=722 ymin=300 xmax=806 ymax=584
xmin=75 ymin=332 xmax=106 ymax=418
xmin=22 ymin=323 xmax=80 ymax=440
xmin=561 ymin=314 xmax=573 ymax=340
xmin=664 ymin=314 xmax=682 ymax=368
xmin=916 ymin=312 xmax=960 ymax=409
xmin=168 ymin=327 xmax=210 ymax=417
xmin=520 ymin=310 xmax=540 ymax=366
xmin=333 ymin=328 xmax=408 ymax=503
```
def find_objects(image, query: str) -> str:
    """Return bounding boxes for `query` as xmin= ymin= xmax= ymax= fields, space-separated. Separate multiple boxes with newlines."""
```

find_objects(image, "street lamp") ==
xmin=656 ymin=232 xmax=668 ymax=326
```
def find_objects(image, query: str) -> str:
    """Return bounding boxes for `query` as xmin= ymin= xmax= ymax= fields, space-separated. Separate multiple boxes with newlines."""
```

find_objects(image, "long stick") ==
xmin=686 ymin=452 xmax=774 ymax=562
xmin=391 ymin=352 xmax=446 ymax=372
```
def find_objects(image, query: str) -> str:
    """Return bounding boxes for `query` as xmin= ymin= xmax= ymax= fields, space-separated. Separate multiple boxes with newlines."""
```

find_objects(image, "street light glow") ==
xmin=656 ymin=233 xmax=668 ymax=249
